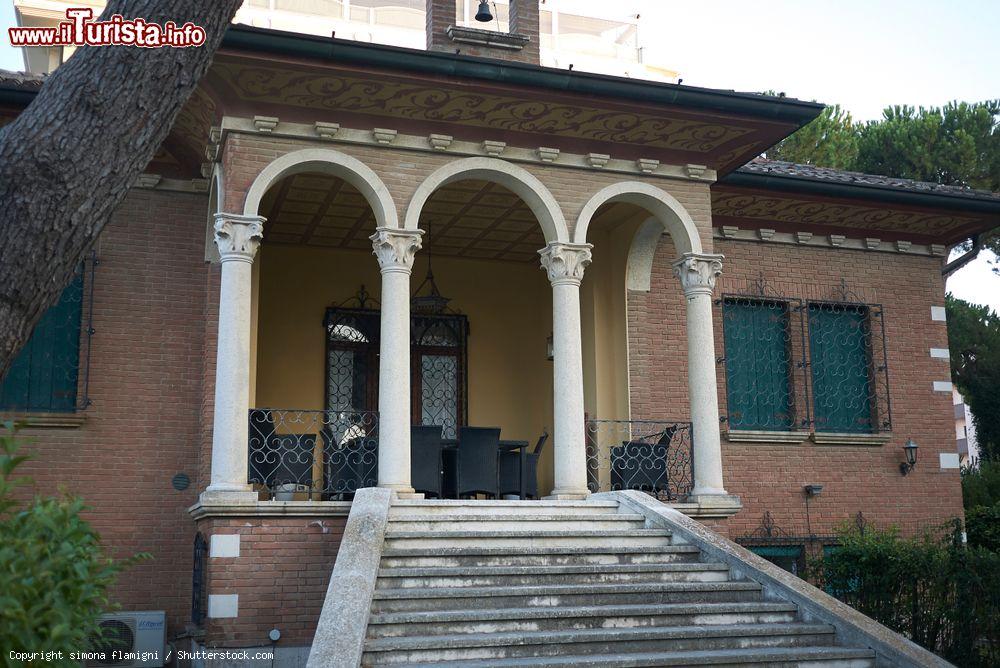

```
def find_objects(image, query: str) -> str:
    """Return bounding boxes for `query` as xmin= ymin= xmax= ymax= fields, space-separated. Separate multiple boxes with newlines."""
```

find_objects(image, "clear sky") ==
xmin=1 ymin=0 xmax=997 ymax=310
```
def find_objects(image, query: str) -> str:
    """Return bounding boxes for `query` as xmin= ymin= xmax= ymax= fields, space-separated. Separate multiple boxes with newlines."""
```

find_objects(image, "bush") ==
xmin=0 ymin=424 xmax=146 ymax=663
xmin=962 ymin=460 xmax=1000 ymax=509
xmin=966 ymin=503 xmax=1000 ymax=551
xmin=812 ymin=519 xmax=999 ymax=667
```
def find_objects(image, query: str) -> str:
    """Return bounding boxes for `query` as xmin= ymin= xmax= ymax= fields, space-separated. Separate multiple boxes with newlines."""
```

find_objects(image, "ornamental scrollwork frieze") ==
xmin=214 ymin=213 xmax=265 ymax=262
xmin=672 ymin=252 xmax=724 ymax=297
xmin=370 ymin=227 xmax=423 ymax=274
xmin=539 ymin=242 xmax=593 ymax=286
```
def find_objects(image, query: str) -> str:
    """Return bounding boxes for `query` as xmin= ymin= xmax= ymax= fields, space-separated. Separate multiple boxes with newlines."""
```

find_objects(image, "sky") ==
xmin=0 ymin=0 xmax=997 ymax=310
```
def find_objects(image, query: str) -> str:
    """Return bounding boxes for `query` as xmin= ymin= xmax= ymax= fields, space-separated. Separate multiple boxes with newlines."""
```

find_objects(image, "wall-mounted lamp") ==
xmin=475 ymin=1 xmax=493 ymax=22
xmin=900 ymin=438 xmax=918 ymax=476
xmin=546 ymin=333 xmax=554 ymax=361
xmin=803 ymin=484 xmax=823 ymax=497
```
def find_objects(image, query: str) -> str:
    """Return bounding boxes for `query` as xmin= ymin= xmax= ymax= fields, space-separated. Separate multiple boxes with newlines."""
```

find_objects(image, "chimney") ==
xmin=426 ymin=0 xmax=540 ymax=65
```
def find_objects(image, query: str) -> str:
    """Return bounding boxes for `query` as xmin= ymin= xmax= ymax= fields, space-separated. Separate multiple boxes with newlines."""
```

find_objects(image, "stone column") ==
xmin=672 ymin=252 xmax=731 ymax=498
xmin=539 ymin=242 xmax=593 ymax=499
xmin=203 ymin=213 xmax=265 ymax=503
xmin=371 ymin=227 xmax=423 ymax=494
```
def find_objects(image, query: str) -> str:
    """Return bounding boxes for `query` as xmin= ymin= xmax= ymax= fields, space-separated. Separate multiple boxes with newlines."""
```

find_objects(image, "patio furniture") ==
xmin=447 ymin=426 xmax=501 ymax=498
xmin=411 ymin=425 xmax=444 ymax=498
xmin=499 ymin=430 xmax=548 ymax=498
xmin=610 ymin=426 xmax=676 ymax=494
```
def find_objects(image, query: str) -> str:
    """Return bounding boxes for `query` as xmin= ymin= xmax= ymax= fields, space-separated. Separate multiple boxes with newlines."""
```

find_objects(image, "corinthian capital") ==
xmin=672 ymin=252 xmax=724 ymax=296
xmin=539 ymin=242 xmax=593 ymax=286
xmin=214 ymin=213 xmax=265 ymax=263
xmin=370 ymin=227 xmax=423 ymax=274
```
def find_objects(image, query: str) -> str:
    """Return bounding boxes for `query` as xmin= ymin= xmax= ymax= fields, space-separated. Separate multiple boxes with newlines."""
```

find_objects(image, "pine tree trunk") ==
xmin=0 ymin=0 xmax=243 ymax=378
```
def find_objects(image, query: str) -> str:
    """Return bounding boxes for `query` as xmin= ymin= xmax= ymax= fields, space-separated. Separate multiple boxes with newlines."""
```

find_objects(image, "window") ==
xmin=748 ymin=545 xmax=805 ymax=576
xmin=0 ymin=272 xmax=84 ymax=412
xmin=807 ymin=303 xmax=875 ymax=433
xmin=721 ymin=298 xmax=795 ymax=431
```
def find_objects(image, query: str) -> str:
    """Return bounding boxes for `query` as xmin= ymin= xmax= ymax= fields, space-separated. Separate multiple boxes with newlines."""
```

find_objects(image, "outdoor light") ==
xmin=803 ymin=484 xmax=823 ymax=497
xmin=475 ymin=1 xmax=494 ymax=22
xmin=900 ymin=438 xmax=918 ymax=476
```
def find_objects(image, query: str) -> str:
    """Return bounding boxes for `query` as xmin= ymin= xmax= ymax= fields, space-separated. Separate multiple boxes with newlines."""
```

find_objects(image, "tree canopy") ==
xmin=947 ymin=294 xmax=1000 ymax=462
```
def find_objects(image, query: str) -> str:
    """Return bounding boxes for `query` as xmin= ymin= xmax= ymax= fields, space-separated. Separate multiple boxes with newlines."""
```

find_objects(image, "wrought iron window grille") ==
xmin=0 ymin=251 xmax=98 ymax=412
xmin=716 ymin=275 xmax=892 ymax=435
xmin=191 ymin=532 xmax=207 ymax=626
xmin=584 ymin=419 xmax=694 ymax=502
xmin=736 ymin=511 xmax=839 ymax=576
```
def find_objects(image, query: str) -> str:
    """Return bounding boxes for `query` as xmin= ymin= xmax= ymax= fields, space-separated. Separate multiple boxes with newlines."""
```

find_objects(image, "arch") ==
xmin=403 ymin=157 xmax=569 ymax=243
xmin=242 ymin=148 xmax=398 ymax=229
xmin=573 ymin=181 xmax=703 ymax=255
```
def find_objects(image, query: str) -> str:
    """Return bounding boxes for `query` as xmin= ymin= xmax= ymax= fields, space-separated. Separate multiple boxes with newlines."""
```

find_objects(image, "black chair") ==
xmin=453 ymin=426 xmax=501 ymax=498
xmin=411 ymin=425 xmax=444 ymax=498
xmin=610 ymin=426 xmax=676 ymax=494
xmin=499 ymin=431 xmax=548 ymax=498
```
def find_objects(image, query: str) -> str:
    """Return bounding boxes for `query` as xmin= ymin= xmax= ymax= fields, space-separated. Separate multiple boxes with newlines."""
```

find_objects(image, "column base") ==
xmin=682 ymin=493 xmax=743 ymax=520
xmin=544 ymin=489 xmax=591 ymax=500
xmin=379 ymin=484 xmax=417 ymax=496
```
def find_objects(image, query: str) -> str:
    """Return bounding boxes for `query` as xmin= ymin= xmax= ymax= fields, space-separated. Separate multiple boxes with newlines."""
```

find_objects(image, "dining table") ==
xmin=440 ymin=437 xmax=531 ymax=498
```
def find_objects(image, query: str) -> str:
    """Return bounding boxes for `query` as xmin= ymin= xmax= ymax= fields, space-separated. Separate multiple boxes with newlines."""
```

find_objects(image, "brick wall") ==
xmin=628 ymin=235 xmax=964 ymax=540
xmin=197 ymin=516 xmax=347 ymax=647
xmin=426 ymin=0 xmax=540 ymax=64
xmin=9 ymin=188 xmax=211 ymax=637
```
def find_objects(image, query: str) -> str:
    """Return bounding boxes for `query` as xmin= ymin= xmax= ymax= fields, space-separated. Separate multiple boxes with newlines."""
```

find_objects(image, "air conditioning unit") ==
xmin=88 ymin=611 xmax=166 ymax=667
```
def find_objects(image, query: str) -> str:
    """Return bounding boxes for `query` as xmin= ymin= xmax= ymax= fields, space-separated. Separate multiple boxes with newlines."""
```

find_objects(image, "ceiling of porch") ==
xmin=260 ymin=173 xmax=648 ymax=262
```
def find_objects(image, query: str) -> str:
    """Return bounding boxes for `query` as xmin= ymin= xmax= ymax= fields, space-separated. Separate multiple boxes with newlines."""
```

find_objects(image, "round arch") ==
xmin=242 ymin=148 xmax=399 ymax=229
xmin=403 ymin=157 xmax=570 ymax=243
xmin=573 ymin=181 xmax=703 ymax=255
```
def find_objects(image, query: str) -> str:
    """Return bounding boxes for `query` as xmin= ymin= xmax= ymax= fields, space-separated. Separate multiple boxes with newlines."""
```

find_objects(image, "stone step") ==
xmin=383 ymin=645 xmax=877 ymax=667
xmin=386 ymin=514 xmax=647 ymax=532
xmin=370 ymin=581 xmax=763 ymax=613
xmin=388 ymin=500 xmax=621 ymax=517
xmin=374 ymin=562 xmax=730 ymax=588
xmin=379 ymin=544 xmax=702 ymax=568
xmin=362 ymin=623 xmax=837 ymax=664
xmin=383 ymin=529 xmax=673 ymax=550
xmin=366 ymin=602 xmax=800 ymax=639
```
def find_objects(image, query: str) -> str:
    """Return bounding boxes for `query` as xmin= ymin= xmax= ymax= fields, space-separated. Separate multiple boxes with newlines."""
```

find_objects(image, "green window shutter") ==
xmin=748 ymin=545 xmax=804 ymax=575
xmin=808 ymin=304 xmax=874 ymax=433
xmin=0 ymin=273 xmax=83 ymax=412
xmin=723 ymin=299 xmax=793 ymax=431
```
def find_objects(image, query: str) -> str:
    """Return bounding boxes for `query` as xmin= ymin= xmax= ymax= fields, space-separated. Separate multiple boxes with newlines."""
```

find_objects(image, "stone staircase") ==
xmin=358 ymin=499 xmax=877 ymax=667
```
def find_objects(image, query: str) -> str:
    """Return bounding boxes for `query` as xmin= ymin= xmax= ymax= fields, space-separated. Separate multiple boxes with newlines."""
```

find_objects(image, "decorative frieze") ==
xmin=539 ymin=242 xmax=593 ymax=286
xmin=428 ymin=134 xmax=453 ymax=151
xmin=315 ymin=122 xmax=340 ymax=139
xmin=483 ymin=140 xmax=506 ymax=157
xmin=252 ymin=115 xmax=279 ymax=132
xmin=373 ymin=128 xmax=398 ymax=144
xmin=672 ymin=253 xmax=724 ymax=297
xmin=214 ymin=213 xmax=265 ymax=262
xmin=715 ymin=227 xmax=940 ymax=258
xmin=370 ymin=227 xmax=423 ymax=274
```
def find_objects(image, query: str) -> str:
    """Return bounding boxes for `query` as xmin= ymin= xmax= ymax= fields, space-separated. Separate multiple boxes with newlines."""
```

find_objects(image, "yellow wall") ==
xmin=254 ymin=243 xmax=557 ymax=494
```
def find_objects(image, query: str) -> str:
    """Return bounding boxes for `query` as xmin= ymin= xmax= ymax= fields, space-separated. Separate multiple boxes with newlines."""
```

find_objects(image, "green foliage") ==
xmin=946 ymin=295 xmax=1000 ymax=461
xmin=813 ymin=520 xmax=999 ymax=667
xmin=965 ymin=503 xmax=1000 ymax=552
xmin=0 ymin=423 xmax=147 ymax=664
xmin=962 ymin=460 xmax=1000 ymax=508
xmin=765 ymin=103 xmax=858 ymax=168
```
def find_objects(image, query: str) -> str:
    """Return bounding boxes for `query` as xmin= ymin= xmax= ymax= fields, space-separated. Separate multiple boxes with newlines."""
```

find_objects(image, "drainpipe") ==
xmin=942 ymin=234 xmax=983 ymax=277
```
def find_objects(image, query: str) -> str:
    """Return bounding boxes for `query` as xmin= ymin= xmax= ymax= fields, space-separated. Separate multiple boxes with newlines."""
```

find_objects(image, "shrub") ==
xmin=812 ymin=519 xmax=999 ymax=667
xmin=962 ymin=460 xmax=1000 ymax=509
xmin=965 ymin=503 xmax=1000 ymax=551
xmin=0 ymin=424 xmax=146 ymax=662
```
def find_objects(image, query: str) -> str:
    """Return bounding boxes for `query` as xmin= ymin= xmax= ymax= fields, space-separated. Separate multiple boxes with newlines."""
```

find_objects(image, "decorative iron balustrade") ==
xmin=248 ymin=408 xmax=378 ymax=499
xmin=585 ymin=420 xmax=693 ymax=501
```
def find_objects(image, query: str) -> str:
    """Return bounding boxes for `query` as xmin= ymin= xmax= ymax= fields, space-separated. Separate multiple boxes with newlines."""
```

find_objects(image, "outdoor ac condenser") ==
xmin=88 ymin=611 xmax=166 ymax=667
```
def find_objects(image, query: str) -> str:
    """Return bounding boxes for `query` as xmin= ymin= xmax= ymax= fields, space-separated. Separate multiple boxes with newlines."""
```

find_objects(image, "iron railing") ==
xmin=585 ymin=420 xmax=694 ymax=501
xmin=248 ymin=408 xmax=378 ymax=499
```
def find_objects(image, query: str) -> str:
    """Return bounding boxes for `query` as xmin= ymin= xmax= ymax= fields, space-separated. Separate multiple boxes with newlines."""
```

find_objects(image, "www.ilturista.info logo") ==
xmin=8 ymin=8 xmax=206 ymax=48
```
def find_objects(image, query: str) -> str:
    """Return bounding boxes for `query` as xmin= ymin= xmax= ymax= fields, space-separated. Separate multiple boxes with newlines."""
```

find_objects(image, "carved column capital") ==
xmin=672 ymin=252 xmax=724 ymax=297
xmin=214 ymin=213 xmax=265 ymax=263
xmin=539 ymin=242 xmax=593 ymax=287
xmin=370 ymin=227 xmax=423 ymax=274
